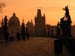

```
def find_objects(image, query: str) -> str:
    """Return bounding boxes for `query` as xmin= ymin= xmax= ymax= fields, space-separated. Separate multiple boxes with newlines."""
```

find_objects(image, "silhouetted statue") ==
xmin=26 ymin=27 xmax=29 ymax=40
xmin=56 ymin=22 xmax=61 ymax=39
xmin=21 ymin=20 xmax=25 ymax=40
xmin=64 ymin=6 xmax=72 ymax=37
xmin=60 ymin=17 xmax=67 ymax=37
xmin=54 ymin=22 xmax=63 ymax=56
xmin=60 ymin=6 xmax=73 ymax=55
xmin=3 ymin=16 xmax=9 ymax=46
xmin=60 ymin=6 xmax=72 ymax=38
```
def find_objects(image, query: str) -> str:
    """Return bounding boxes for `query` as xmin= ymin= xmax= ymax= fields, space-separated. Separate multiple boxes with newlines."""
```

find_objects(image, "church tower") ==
xmin=34 ymin=9 xmax=46 ymax=36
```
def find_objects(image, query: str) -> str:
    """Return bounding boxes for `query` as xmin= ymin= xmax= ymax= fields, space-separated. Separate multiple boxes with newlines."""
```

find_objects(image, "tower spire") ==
xmin=37 ymin=9 xmax=42 ymax=17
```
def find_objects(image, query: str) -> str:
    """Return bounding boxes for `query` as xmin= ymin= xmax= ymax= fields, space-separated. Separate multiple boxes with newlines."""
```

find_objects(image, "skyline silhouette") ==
xmin=0 ymin=0 xmax=75 ymax=25
xmin=0 ymin=8 xmax=75 ymax=38
xmin=0 ymin=8 xmax=75 ymax=26
xmin=0 ymin=5 xmax=74 ymax=56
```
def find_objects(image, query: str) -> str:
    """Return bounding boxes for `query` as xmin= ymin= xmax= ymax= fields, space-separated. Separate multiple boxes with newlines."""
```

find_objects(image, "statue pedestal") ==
xmin=54 ymin=39 xmax=63 ymax=56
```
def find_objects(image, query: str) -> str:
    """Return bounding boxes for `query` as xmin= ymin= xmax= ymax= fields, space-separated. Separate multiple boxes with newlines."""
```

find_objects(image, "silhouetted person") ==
xmin=26 ymin=27 xmax=29 ymax=40
xmin=21 ymin=20 xmax=25 ymax=40
xmin=50 ymin=27 xmax=53 ymax=37
xmin=3 ymin=16 xmax=9 ymax=46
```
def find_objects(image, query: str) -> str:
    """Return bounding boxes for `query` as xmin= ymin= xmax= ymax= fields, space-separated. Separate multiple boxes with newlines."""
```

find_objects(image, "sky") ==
xmin=0 ymin=0 xmax=75 ymax=25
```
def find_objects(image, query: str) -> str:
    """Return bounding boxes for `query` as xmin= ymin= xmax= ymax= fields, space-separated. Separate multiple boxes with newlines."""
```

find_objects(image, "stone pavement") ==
xmin=0 ymin=37 xmax=55 ymax=56
xmin=0 ymin=37 xmax=72 ymax=56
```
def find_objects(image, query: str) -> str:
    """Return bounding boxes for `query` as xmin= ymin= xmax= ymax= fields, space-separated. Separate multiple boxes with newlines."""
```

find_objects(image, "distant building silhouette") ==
xmin=8 ymin=13 xmax=20 ymax=39
xmin=0 ymin=9 xmax=75 ymax=40
xmin=45 ymin=24 xmax=51 ymax=37
xmin=26 ymin=20 xmax=34 ymax=36
xmin=34 ymin=9 xmax=46 ymax=36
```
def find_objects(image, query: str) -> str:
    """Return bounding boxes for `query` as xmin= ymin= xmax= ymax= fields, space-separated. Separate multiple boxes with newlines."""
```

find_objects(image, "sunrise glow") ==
xmin=0 ymin=0 xmax=75 ymax=25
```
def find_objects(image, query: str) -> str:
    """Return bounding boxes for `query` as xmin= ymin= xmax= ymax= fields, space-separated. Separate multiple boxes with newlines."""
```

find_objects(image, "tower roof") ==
xmin=37 ymin=9 xmax=42 ymax=17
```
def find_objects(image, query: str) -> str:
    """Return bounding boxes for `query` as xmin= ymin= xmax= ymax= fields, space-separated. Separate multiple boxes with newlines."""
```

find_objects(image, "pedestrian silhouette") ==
xmin=3 ymin=16 xmax=9 ymax=46
xmin=47 ymin=27 xmax=50 ymax=37
xmin=21 ymin=20 xmax=25 ymax=40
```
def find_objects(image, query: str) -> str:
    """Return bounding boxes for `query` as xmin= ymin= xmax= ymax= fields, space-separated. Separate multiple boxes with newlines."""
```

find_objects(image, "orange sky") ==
xmin=0 ymin=0 xmax=75 ymax=25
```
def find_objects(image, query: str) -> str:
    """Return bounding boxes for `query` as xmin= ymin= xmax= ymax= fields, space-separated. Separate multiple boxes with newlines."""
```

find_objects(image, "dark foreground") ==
xmin=0 ymin=37 xmax=72 ymax=56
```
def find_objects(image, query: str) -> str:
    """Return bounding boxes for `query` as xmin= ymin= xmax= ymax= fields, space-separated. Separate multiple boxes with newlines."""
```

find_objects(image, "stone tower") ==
xmin=34 ymin=9 xmax=46 ymax=36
